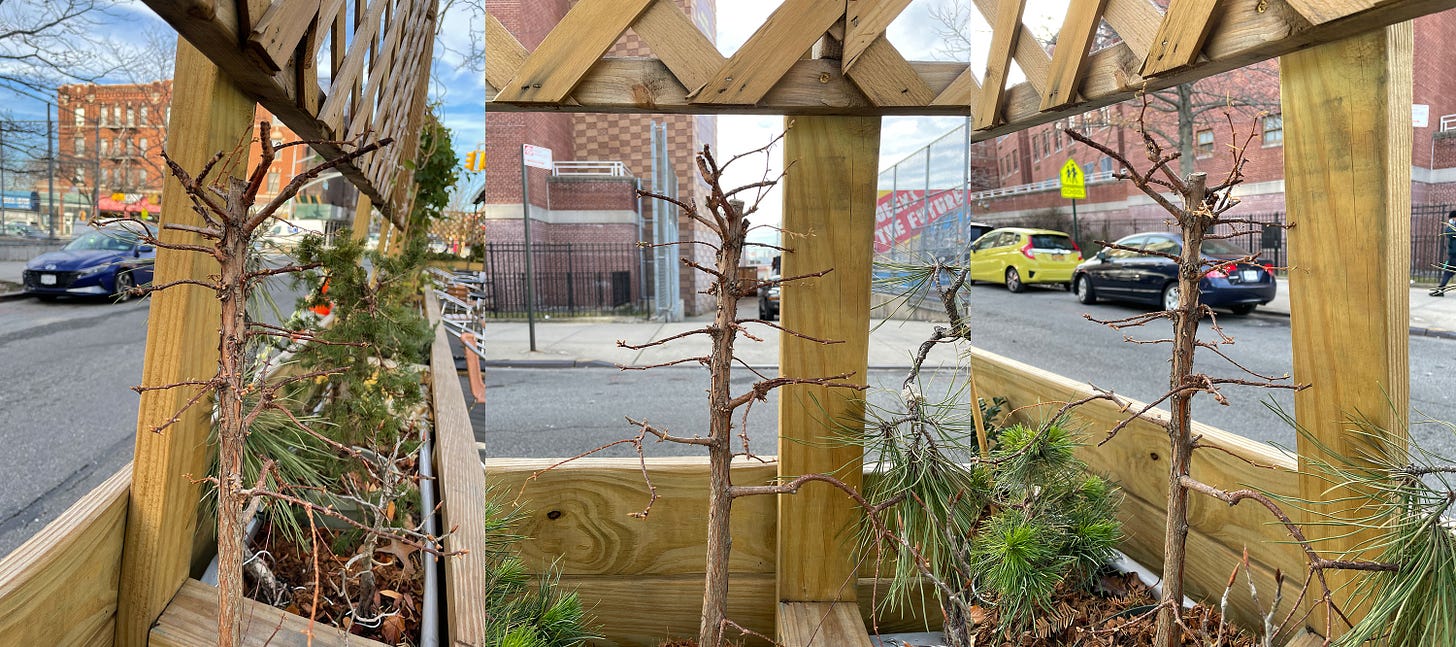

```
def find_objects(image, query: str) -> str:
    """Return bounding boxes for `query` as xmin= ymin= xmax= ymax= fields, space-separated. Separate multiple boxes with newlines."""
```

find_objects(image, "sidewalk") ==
xmin=479 ymin=278 xmax=1456 ymax=369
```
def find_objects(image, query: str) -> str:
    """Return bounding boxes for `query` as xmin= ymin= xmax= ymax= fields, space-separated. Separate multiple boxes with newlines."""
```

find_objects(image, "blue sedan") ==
xmin=1071 ymin=232 xmax=1276 ymax=315
xmin=23 ymin=225 xmax=156 ymax=301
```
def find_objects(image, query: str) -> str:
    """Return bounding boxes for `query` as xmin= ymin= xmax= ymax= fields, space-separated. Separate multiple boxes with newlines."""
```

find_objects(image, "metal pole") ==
xmin=94 ymin=119 xmax=101 ymax=224
xmin=520 ymin=144 xmax=537 ymax=352
xmin=1 ymin=126 xmax=7 ymax=230
xmin=961 ymin=117 xmax=970 ymax=250
xmin=47 ymin=105 xmax=55 ymax=238
xmin=635 ymin=177 xmax=647 ymax=313
xmin=1072 ymin=198 xmax=1080 ymax=248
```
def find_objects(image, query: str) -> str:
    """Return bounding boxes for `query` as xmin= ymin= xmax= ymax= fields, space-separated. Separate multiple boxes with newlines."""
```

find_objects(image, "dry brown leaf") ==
xmin=380 ymin=614 xmax=405 ymax=643
xmin=377 ymin=538 xmax=419 ymax=578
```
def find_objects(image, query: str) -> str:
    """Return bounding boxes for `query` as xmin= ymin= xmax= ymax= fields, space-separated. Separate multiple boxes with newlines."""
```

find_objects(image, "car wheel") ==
xmin=1005 ymin=267 xmax=1025 ymax=293
xmin=1162 ymin=282 xmax=1180 ymax=311
xmin=1075 ymin=274 xmax=1098 ymax=304
xmin=114 ymin=270 xmax=135 ymax=302
xmin=1230 ymin=303 xmax=1256 ymax=315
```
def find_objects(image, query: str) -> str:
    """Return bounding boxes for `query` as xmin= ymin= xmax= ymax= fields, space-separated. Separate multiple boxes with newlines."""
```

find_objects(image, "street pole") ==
xmin=520 ymin=144 xmax=537 ymax=352
xmin=46 ymin=104 xmax=55 ymax=238
xmin=1071 ymin=198 xmax=1079 ymax=248
xmin=1 ymin=126 xmax=7 ymax=230
xmin=94 ymin=119 xmax=101 ymax=224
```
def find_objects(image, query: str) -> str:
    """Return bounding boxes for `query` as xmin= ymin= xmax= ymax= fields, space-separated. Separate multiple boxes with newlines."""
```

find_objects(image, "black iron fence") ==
xmin=477 ymin=242 xmax=643 ymax=317
xmin=1413 ymin=204 xmax=1454 ymax=283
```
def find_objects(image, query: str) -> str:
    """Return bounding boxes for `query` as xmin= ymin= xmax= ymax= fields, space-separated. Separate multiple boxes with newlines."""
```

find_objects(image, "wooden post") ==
xmin=351 ymin=194 xmax=372 ymax=242
xmin=1281 ymin=22 xmax=1412 ymax=630
xmin=776 ymin=115 xmax=879 ymax=646
xmin=115 ymin=41 xmax=256 ymax=646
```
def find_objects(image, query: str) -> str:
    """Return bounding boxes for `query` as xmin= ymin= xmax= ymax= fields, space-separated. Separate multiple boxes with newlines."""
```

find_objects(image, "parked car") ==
xmin=967 ymin=227 xmax=1083 ymax=292
xmin=22 ymin=224 xmax=155 ymax=301
xmin=759 ymin=275 xmax=780 ymax=320
xmin=0 ymin=222 xmax=46 ymax=239
xmin=1071 ymin=232 xmax=1276 ymax=314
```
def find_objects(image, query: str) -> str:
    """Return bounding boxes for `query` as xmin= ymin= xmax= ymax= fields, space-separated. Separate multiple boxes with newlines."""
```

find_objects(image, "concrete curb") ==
xmin=0 ymin=291 xmax=29 ymax=302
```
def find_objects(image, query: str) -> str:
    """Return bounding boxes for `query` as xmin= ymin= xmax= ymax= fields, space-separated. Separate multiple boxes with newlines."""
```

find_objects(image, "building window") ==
xmin=112 ymin=105 xmax=121 ymax=126
xmin=139 ymin=138 xmax=147 ymax=154
xmin=139 ymin=106 xmax=149 ymax=125
xmin=75 ymin=137 xmax=84 ymax=154
xmin=1196 ymin=129 xmax=1214 ymax=157
xmin=1262 ymin=114 xmax=1283 ymax=146
xmin=99 ymin=139 xmax=109 ymax=156
xmin=1054 ymin=128 xmax=1063 ymax=150
xmin=74 ymin=168 xmax=84 ymax=184
xmin=137 ymin=168 xmax=146 ymax=185
xmin=126 ymin=106 xmax=135 ymax=127
xmin=101 ymin=167 xmax=109 ymax=185
xmin=1441 ymin=114 xmax=1456 ymax=132
xmin=266 ymin=171 xmax=280 ymax=193
xmin=74 ymin=107 xmax=84 ymax=126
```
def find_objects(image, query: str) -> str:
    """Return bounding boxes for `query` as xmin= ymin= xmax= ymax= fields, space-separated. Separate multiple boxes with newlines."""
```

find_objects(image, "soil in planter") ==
xmin=246 ymin=520 xmax=426 ymax=646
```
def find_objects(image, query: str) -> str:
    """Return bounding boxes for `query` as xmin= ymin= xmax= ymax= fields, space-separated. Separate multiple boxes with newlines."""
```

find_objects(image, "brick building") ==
xmin=481 ymin=0 xmax=717 ymax=315
xmin=56 ymin=81 xmax=347 ymax=228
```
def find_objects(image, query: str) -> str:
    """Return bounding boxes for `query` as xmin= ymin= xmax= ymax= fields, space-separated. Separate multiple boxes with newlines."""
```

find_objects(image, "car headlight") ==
xmin=78 ymin=263 xmax=115 ymax=277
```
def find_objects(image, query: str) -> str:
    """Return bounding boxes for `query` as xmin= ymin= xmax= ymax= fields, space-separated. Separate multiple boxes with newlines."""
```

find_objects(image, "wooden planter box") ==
xmin=0 ymin=292 xmax=488 ymax=647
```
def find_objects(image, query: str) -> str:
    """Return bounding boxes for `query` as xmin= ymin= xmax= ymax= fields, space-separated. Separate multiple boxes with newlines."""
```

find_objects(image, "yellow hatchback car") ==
xmin=967 ymin=227 xmax=1083 ymax=292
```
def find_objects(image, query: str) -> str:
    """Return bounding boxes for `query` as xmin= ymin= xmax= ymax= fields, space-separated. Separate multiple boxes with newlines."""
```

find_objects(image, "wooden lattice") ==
xmin=142 ymin=0 xmax=438 ymax=225
xmin=485 ymin=0 xmax=1454 ymax=138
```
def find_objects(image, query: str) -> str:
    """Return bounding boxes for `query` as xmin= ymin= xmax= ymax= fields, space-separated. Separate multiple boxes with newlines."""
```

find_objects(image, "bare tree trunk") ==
xmin=215 ymin=204 xmax=251 ymax=647
xmin=1154 ymin=172 xmax=1207 ymax=647
xmin=699 ymin=206 xmax=746 ymax=647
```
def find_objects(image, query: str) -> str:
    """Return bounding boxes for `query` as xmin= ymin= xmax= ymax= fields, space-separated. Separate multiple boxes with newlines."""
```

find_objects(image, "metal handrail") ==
xmin=969 ymin=170 xmax=1118 ymax=200
xmin=553 ymin=160 xmax=634 ymax=177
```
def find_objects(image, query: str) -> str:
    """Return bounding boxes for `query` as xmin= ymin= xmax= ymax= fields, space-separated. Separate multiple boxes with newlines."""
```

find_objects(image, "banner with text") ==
xmin=874 ymin=188 xmax=966 ymax=253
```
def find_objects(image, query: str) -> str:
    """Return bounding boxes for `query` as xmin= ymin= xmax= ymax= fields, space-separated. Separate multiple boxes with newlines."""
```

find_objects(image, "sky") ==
xmin=0 ymin=0 xmax=1066 ymax=226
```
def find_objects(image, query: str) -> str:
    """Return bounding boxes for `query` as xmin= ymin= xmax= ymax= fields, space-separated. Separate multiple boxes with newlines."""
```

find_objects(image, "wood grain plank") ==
xmin=113 ymin=41 xmax=256 ymax=647
xmin=842 ymin=0 xmax=914 ymax=71
xmin=930 ymin=65 xmax=983 ymax=110
xmin=247 ymin=0 xmax=323 ymax=73
xmin=1281 ymin=24 xmax=1412 ymax=629
xmin=778 ymin=116 xmax=879 ymax=604
xmin=494 ymin=0 xmax=655 ymax=104
xmin=974 ymin=0 xmax=1029 ymax=129
xmin=1103 ymin=0 xmax=1163 ymax=59
xmin=1041 ymin=0 xmax=1111 ymax=110
xmin=1283 ymin=0 xmax=1379 ymax=25
xmin=0 ymin=466 xmax=129 ymax=647
xmin=779 ymin=602 xmax=876 ymax=647
xmin=485 ymin=458 xmax=779 ymax=576
xmin=425 ymin=291 xmax=493 ymax=647
xmin=972 ymin=0 xmax=1051 ymax=94
xmin=631 ymin=0 xmax=725 ymax=92
xmin=151 ymin=579 xmax=391 ymax=647
xmin=692 ymin=0 xmax=844 ymax=104
xmin=844 ymin=36 xmax=936 ymax=107
xmin=1141 ymin=0 xmax=1222 ymax=76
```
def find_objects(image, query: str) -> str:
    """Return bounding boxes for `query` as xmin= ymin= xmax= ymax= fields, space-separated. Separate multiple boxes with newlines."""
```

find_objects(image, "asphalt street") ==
xmin=473 ymin=284 xmax=1456 ymax=461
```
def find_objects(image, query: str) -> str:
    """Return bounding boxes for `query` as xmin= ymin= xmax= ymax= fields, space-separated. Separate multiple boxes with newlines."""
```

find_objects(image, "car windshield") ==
xmin=63 ymin=229 xmax=138 ymax=251
xmin=1201 ymin=239 xmax=1252 ymax=257
xmin=1030 ymin=234 xmax=1075 ymax=250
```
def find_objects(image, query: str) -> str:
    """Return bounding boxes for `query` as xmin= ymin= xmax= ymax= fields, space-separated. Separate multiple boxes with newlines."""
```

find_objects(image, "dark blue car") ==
xmin=1072 ymin=232 xmax=1276 ymax=315
xmin=23 ymin=225 xmax=156 ymax=301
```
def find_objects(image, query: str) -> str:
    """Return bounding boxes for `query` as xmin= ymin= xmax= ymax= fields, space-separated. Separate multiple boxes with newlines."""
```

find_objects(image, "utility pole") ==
xmin=94 ymin=118 xmax=101 ymax=224
xmin=46 ymin=104 xmax=55 ymax=238
xmin=1 ymin=125 xmax=7 ymax=230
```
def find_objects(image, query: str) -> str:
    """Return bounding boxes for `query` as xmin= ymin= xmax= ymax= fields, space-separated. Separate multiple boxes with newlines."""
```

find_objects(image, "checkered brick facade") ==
xmin=484 ymin=0 xmax=717 ymax=314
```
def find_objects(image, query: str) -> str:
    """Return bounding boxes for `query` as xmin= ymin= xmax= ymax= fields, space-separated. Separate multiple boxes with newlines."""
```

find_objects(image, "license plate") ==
xmin=1241 ymin=270 xmax=1259 ymax=281
xmin=39 ymin=274 xmax=55 ymax=285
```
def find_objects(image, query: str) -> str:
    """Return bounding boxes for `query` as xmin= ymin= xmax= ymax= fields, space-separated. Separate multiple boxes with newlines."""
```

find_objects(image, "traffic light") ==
xmin=464 ymin=151 xmax=479 ymax=171
xmin=474 ymin=151 xmax=486 ymax=171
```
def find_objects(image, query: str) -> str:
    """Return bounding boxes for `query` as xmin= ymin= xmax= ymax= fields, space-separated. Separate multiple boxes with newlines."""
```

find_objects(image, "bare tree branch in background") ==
xmin=0 ymin=0 xmax=136 ymax=94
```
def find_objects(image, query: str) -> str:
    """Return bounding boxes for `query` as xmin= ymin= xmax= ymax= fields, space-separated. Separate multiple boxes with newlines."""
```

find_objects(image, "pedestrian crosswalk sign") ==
xmin=1060 ymin=159 xmax=1086 ymax=199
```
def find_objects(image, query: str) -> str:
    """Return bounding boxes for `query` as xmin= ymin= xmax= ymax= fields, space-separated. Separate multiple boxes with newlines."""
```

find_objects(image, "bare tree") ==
xmin=0 ymin=0 xmax=138 ymax=93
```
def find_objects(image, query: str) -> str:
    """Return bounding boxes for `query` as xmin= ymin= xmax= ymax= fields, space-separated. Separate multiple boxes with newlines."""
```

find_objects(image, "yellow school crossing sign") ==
xmin=1060 ymin=159 xmax=1086 ymax=199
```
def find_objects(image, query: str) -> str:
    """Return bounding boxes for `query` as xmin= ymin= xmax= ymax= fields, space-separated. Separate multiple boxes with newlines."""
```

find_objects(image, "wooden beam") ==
xmin=1141 ymin=0 xmax=1222 ymax=76
xmin=777 ymin=116 xmax=879 ymax=619
xmin=691 ymin=0 xmax=844 ymax=105
xmin=779 ymin=602 xmax=876 ymax=647
xmin=974 ymin=0 xmax=1029 ymax=129
xmin=842 ymin=0 xmax=914 ymax=71
xmin=493 ymin=0 xmax=655 ymax=104
xmin=425 ymin=292 xmax=493 ymax=646
xmin=114 ymin=40 xmax=257 ymax=647
xmin=632 ymin=0 xmax=726 ymax=92
xmin=971 ymin=0 xmax=1052 ymax=95
xmin=1281 ymin=22 xmax=1412 ymax=629
xmin=1041 ymin=0 xmax=1111 ymax=110
xmin=0 ymin=466 xmax=130 ymax=647
xmin=1283 ymin=0 xmax=1380 ymax=26
xmin=247 ymin=0 xmax=323 ymax=73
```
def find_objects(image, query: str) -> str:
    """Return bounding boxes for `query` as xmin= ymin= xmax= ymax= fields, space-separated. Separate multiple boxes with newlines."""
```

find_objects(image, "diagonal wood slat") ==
xmin=930 ymin=64 xmax=982 ymax=112
xmin=247 ymin=0 xmax=323 ymax=73
xmin=318 ymin=0 xmax=390 ymax=130
xmin=494 ymin=0 xmax=655 ymax=104
xmin=1141 ymin=0 xmax=1222 ymax=76
xmin=1282 ymin=0 xmax=1380 ymax=25
xmin=972 ymin=0 xmax=1051 ymax=94
xmin=1103 ymin=0 xmax=1163 ymax=59
xmin=632 ymin=0 xmax=726 ymax=93
xmin=692 ymin=0 xmax=844 ymax=105
xmin=1041 ymin=0 xmax=1111 ymax=110
xmin=842 ymin=0 xmax=914 ymax=71
xmin=484 ymin=12 xmax=527 ymax=94
xmin=844 ymin=36 xmax=936 ymax=107
xmin=975 ymin=0 xmax=1029 ymax=129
